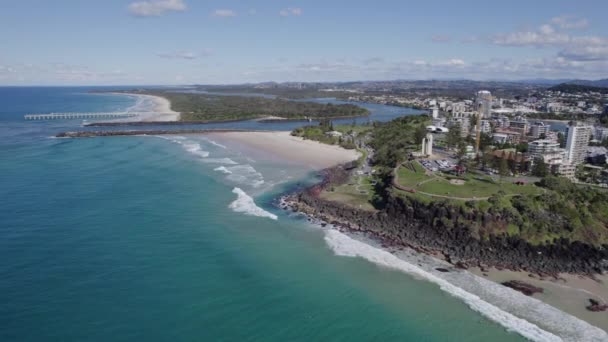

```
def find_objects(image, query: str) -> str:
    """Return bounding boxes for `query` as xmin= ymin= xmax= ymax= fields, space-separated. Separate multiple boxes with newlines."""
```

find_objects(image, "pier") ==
xmin=24 ymin=112 xmax=158 ymax=120
xmin=55 ymin=129 xmax=272 ymax=138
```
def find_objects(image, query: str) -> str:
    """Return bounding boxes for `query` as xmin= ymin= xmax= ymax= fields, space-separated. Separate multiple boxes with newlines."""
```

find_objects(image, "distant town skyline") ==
xmin=1 ymin=0 xmax=607 ymax=85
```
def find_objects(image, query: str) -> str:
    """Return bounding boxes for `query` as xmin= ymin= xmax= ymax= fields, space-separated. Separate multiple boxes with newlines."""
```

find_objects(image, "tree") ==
xmin=531 ymin=157 xmax=549 ymax=177
xmin=499 ymin=157 xmax=509 ymax=180
xmin=482 ymin=148 xmax=494 ymax=170
xmin=515 ymin=143 xmax=528 ymax=153
xmin=478 ymin=133 xmax=493 ymax=151
xmin=507 ymin=152 xmax=518 ymax=174
xmin=414 ymin=125 xmax=427 ymax=145
xmin=446 ymin=124 xmax=462 ymax=150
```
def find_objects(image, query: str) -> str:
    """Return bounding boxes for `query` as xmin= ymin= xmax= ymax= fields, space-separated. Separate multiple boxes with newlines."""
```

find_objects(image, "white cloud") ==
xmin=539 ymin=24 xmax=555 ymax=35
xmin=128 ymin=0 xmax=186 ymax=17
xmin=362 ymin=57 xmax=384 ymax=65
xmin=488 ymin=17 xmax=608 ymax=64
xmin=157 ymin=51 xmax=197 ymax=60
xmin=213 ymin=9 xmax=237 ymax=17
xmin=558 ymin=46 xmax=608 ymax=62
xmin=156 ymin=49 xmax=212 ymax=60
xmin=279 ymin=7 xmax=303 ymax=17
xmin=431 ymin=35 xmax=451 ymax=43
xmin=551 ymin=16 xmax=589 ymax=30
xmin=445 ymin=59 xmax=465 ymax=66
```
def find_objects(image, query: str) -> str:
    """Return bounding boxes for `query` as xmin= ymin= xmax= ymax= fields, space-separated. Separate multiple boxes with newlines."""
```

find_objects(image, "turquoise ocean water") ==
xmin=0 ymin=87 xmax=603 ymax=341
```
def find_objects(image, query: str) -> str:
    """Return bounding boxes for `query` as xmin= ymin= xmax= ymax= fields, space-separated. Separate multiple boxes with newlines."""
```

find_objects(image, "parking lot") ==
xmin=419 ymin=159 xmax=455 ymax=172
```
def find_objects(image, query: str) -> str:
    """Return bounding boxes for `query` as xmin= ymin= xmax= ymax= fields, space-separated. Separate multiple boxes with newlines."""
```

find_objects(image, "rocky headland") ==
xmin=284 ymin=164 xmax=608 ymax=276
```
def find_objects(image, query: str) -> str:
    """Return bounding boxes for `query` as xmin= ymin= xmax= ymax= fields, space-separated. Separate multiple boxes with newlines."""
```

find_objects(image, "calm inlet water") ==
xmin=0 ymin=87 xmax=571 ymax=341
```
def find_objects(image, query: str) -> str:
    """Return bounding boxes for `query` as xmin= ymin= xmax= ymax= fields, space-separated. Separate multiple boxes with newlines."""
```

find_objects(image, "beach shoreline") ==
xmin=281 ymin=193 xmax=608 ymax=337
xmin=107 ymin=92 xmax=180 ymax=122
xmin=279 ymin=162 xmax=608 ymax=337
xmin=469 ymin=267 xmax=608 ymax=332
xmin=207 ymin=131 xmax=361 ymax=171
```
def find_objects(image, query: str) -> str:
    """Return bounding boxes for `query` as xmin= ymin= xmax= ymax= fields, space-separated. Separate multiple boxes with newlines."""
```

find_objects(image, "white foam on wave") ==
xmin=203 ymin=158 xmax=238 ymax=165
xmin=323 ymin=230 xmax=563 ymax=342
xmin=154 ymin=136 xmax=210 ymax=158
xmin=214 ymin=166 xmax=232 ymax=174
xmin=201 ymin=137 xmax=227 ymax=149
xmin=126 ymin=95 xmax=146 ymax=112
xmin=182 ymin=141 xmax=210 ymax=158
xmin=224 ymin=164 xmax=265 ymax=188
xmin=229 ymin=188 xmax=277 ymax=220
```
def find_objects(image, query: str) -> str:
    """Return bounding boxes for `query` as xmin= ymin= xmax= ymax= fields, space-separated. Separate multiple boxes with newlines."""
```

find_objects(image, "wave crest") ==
xmin=324 ymin=230 xmax=563 ymax=342
xmin=229 ymin=188 xmax=277 ymax=220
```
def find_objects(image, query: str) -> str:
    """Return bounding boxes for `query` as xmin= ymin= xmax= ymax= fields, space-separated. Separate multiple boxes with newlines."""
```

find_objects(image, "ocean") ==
xmin=0 ymin=87 xmax=604 ymax=341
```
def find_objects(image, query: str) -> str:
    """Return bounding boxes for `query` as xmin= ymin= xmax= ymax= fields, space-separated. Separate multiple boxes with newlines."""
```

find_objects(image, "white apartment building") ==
xmin=528 ymin=139 xmax=567 ymax=166
xmin=479 ymin=120 xmax=492 ymax=134
xmin=448 ymin=117 xmax=470 ymax=137
xmin=565 ymin=122 xmax=593 ymax=165
xmin=530 ymin=122 xmax=551 ymax=138
xmin=594 ymin=126 xmax=608 ymax=142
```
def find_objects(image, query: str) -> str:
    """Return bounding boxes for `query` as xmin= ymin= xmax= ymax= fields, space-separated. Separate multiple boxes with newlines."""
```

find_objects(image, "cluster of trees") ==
xmin=506 ymin=177 xmax=608 ymax=244
xmin=368 ymin=115 xmax=430 ymax=168
xmin=291 ymin=120 xmax=360 ymax=149
xmin=137 ymin=91 xmax=370 ymax=122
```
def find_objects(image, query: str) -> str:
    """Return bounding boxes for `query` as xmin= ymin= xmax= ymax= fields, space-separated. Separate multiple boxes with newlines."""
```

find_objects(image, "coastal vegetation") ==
xmin=197 ymin=85 xmax=355 ymax=100
xmin=290 ymin=120 xmax=372 ymax=150
xmin=297 ymin=114 xmax=608 ymax=248
xmin=112 ymin=90 xmax=369 ymax=122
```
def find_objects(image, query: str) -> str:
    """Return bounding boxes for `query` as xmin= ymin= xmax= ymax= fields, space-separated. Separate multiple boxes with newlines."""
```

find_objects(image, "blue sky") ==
xmin=1 ymin=0 xmax=607 ymax=85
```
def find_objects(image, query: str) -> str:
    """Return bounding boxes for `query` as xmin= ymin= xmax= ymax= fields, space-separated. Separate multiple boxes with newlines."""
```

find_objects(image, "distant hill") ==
xmin=548 ymin=83 xmax=608 ymax=94
xmin=515 ymin=79 xmax=575 ymax=85
xmin=566 ymin=79 xmax=608 ymax=87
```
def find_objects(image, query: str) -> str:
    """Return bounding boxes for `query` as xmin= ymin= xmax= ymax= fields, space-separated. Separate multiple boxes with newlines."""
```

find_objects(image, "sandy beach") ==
xmin=207 ymin=131 xmax=361 ymax=170
xmin=469 ymin=267 xmax=608 ymax=331
xmin=109 ymin=92 xmax=180 ymax=122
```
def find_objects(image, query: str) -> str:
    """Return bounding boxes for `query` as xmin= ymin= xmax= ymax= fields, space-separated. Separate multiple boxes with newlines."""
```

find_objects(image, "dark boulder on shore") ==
xmin=501 ymin=280 xmax=544 ymax=296
xmin=586 ymin=298 xmax=608 ymax=312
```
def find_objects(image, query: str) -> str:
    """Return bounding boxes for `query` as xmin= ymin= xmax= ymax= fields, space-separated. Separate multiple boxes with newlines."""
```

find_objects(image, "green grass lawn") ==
xmin=320 ymin=175 xmax=376 ymax=211
xmin=396 ymin=162 xmax=543 ymax=199
xmin=396 ymin=161 xmax=432 ymax=187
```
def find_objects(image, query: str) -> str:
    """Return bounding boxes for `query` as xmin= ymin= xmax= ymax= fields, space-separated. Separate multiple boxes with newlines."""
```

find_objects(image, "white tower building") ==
xmin=421 ymin=133 xmax=433 ymax=156
xmin=431 ymin=107 xmax=439 ymax=119
xmin=475 ymin=90 xmax=492 ymax=118
xmin=565 ymin=122 xmax=592 ymax=165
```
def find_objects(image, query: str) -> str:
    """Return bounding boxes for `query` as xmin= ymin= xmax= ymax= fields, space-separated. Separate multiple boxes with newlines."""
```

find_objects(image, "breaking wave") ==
xmin=229 ymin=188 xmax=277 ymax=220
xmin=214 ymin=166 xmax=232 ymax=174
xmin=201 ymin=137 xmax=227 ymax=149
xmin=323 ymin=230 xmax=564 ymax=342
xmin=182 ymin=141 xmax=210 ymax=158
xmin=155 ymin=136 xmax=209 ymax=158
xmin=224 ymin=164 xmax=265 ymax=188
xmin=202 ymin=158 xmax=238 ymax=165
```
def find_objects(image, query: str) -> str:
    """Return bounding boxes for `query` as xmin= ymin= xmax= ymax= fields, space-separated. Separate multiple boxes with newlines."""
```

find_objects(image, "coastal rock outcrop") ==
xmin=586 ymin=299 xmax=608 ymax=312
xmin=289 ymin=165 xmax=608 ymax=275
xmin=501 ymin=280 xmax=544 ymax=296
